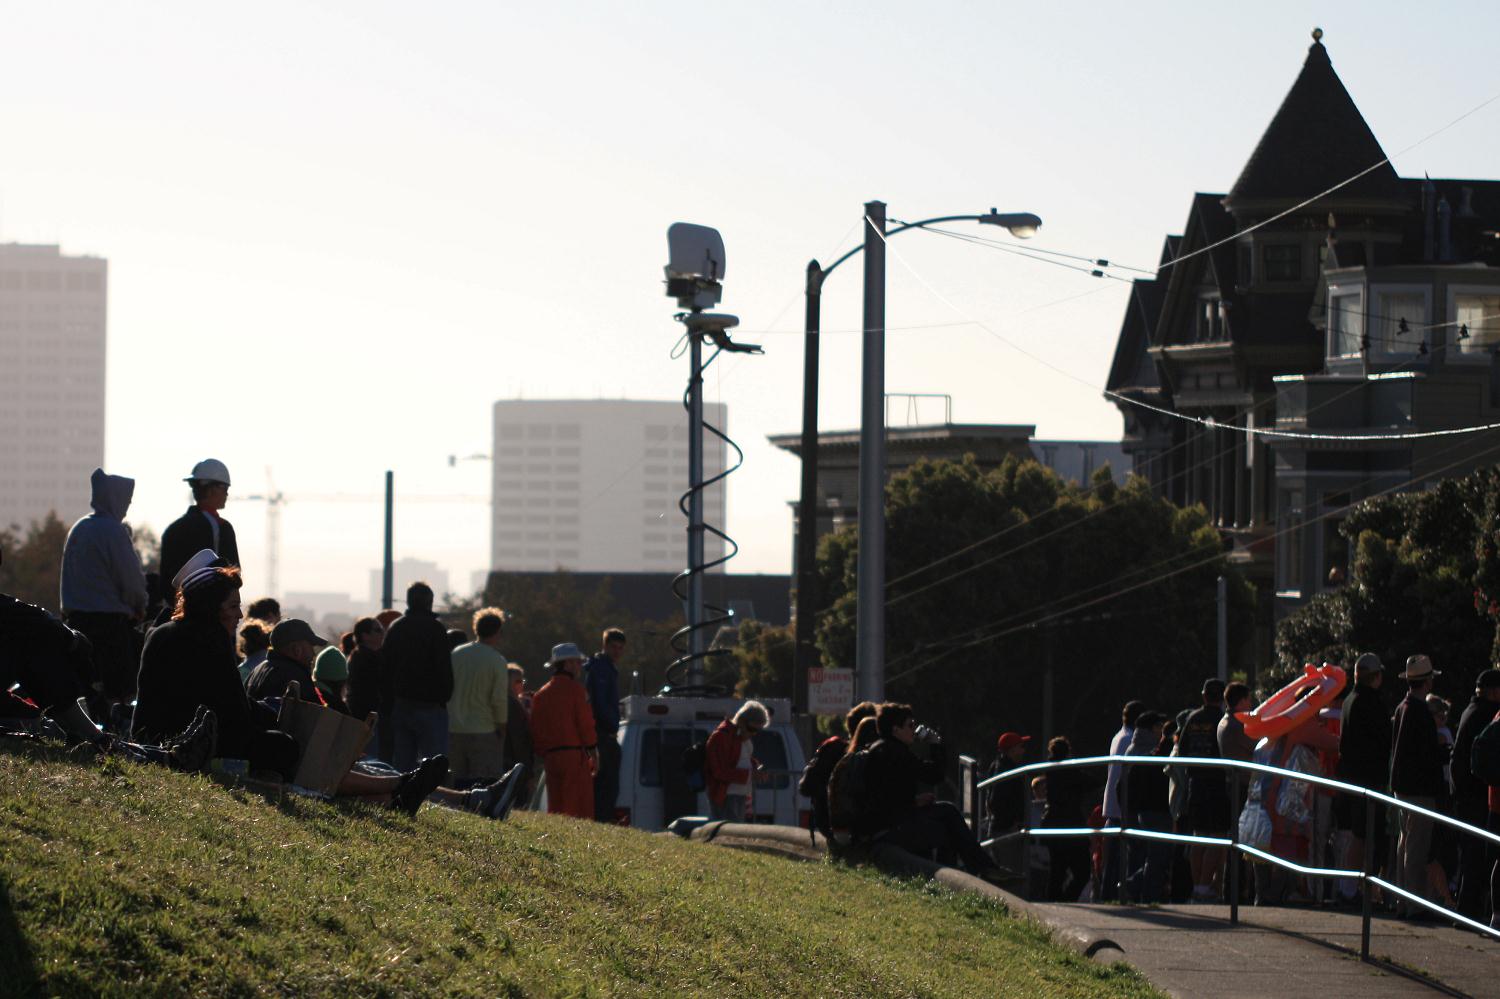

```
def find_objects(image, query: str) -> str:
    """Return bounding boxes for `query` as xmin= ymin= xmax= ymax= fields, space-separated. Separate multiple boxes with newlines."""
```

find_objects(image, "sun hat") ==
xmin=1398 ymin=654 xmax=1440 ymax=680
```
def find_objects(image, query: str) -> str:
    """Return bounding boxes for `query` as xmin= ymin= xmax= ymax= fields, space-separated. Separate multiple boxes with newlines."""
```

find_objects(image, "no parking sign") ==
xmin=807 ymin=667 xmax=854 ymax=715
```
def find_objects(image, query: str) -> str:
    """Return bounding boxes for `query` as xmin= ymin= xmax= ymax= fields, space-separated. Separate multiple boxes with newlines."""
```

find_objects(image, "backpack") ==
xmin=798 ymin=737 xmax=846 ymax=798
xmin=826 ymin=749 xmax=870 ymax=835
xmin=1469 ymin=713 xmax=1500 ymax=786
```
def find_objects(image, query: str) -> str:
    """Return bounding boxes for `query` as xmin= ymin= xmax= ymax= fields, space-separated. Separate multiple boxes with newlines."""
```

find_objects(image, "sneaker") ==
xmin=390 ymin=755 xmax=449 ymax=816
xmin=167 ymin=709 xmax=218 ymax=773
xmin=488 ymin=764 xmax=526 ymax=821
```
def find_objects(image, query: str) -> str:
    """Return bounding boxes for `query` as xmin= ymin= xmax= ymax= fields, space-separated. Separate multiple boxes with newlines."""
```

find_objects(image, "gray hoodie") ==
xmin=60 ymin=468 xmax=149 ymax=616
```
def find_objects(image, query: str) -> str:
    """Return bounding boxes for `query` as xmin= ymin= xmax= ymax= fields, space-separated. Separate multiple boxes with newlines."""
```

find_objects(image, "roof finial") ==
xmin=1312 ymin=27 xmax=1324 ymax=43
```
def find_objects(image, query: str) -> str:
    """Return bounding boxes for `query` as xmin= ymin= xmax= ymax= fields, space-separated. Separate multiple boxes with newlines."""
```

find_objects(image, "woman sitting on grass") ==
xmin=133 ymin=563 xmax=516 ymax=816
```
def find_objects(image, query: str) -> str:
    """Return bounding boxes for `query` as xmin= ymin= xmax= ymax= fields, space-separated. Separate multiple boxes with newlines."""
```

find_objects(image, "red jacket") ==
xmin=705 ymin=718 xmax=757 ymax=805
xmin=530 ymin=672 xmax=596 ymax=756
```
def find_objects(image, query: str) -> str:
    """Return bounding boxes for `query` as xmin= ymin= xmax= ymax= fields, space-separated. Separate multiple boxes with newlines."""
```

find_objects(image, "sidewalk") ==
xmin=1025 ymin=900 xmax=1500 ymax=998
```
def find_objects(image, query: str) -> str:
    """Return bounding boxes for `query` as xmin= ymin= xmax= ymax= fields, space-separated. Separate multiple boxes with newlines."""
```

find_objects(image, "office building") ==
xmin=0 ymin=244 xmax=107 ymax=531
xmin=490 ymin=399 xmax=727 ymax=573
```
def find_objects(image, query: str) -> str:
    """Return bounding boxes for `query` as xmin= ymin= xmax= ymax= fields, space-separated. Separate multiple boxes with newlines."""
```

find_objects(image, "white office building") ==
xmin=0 ymin=244 xmax=107 ymax=531
xmin=490 ymin=399 xmax=727 ymax=573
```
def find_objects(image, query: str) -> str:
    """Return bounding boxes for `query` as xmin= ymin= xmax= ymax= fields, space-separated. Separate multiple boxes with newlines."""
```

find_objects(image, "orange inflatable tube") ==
xmin=1235 ymin=662 xmax=1347 ymax=741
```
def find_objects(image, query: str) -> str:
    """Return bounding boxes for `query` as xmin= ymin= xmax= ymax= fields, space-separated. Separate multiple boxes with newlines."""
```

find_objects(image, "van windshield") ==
xmin=638 ymin=726 xmax=713 ymax=787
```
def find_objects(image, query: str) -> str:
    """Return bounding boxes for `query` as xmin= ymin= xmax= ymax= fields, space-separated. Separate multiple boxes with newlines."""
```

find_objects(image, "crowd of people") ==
xmin=799 ymin=701 xmax=1004 ymax=883
xmin=974 ymin=660 xmax=1500 ymax=929
xmin=0 ymin=460 xmax=641 ymax=829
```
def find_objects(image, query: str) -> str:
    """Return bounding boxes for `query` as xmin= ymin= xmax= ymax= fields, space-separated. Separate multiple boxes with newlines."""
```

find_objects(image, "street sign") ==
xmin=807 ymin=667 xmax=854 ymax=715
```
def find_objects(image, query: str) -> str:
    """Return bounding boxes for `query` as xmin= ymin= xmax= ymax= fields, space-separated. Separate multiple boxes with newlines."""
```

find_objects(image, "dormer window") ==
xmin=1263 ymin=244 xmax=1302 ymax=282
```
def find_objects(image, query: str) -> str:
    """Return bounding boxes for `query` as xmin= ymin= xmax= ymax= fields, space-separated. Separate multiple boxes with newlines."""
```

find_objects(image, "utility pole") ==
xmin=794 ymin=259 xmax=824 ymax=713
xmin=856 ymin=200 xmax=887 ymax=702
xmin=382 ymin=470 xmax=394 ymax=611
xmin=1217 ymin=574 xmax=1228 ymax=683
xmin=686 ymin=326 xmax=707 ymax=681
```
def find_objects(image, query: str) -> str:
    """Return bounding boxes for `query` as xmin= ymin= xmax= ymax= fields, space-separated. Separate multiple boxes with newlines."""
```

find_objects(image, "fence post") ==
xmin=1117 ymin=762 xmax=1131 ymax=905
xmin=960 ymin=755 xmax=979 ymax=832
xmin=1361 ymin=792 xmax=1375 ymax=962
xmin=1228 ymin=769 xmax=1241 ymax=926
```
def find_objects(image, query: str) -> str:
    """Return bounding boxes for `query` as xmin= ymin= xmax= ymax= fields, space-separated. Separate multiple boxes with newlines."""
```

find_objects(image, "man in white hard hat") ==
xmin=160 ymin=459 xmax=240 ymax=590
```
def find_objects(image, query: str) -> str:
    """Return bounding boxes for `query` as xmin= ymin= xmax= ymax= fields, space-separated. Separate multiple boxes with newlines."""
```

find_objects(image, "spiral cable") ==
xmin=663 ymin=344 xmax=746 ymax=693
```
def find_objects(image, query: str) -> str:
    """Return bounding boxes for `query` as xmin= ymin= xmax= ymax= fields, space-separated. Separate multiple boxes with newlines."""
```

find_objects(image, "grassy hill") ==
xmin=0 ymin=739 xmax=1158 ymax=998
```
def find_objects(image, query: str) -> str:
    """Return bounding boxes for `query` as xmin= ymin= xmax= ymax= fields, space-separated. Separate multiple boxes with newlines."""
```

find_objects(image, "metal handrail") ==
xmin=961 ymin=752 xmax=1500 ymax=960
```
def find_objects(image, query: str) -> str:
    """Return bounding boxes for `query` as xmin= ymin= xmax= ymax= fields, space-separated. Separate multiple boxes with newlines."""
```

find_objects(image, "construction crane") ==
xmin=240 ymin=468 xmax=487 ymax=599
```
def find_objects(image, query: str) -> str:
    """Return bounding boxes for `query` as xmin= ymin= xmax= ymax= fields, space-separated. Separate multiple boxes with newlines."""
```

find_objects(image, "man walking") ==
xmin=160 ymin=459 xmax=239 ymax=588
xmin=383 ymin=582 xmax=454 ymax=770
xmin=1452 ymin=668 xmax=1500 ymax=919
xmin=1101 ymin=699 xmax=1145 ymax=899
xmin=1337 ymin=653 xmax=1391 ymax=895
xmin=1390 ymin=654 xmax=1446 ymax=911
xmin=60 ymin=468 xmax=149 ymax=711
xmin=447 ymin=608 xmax=509 ymax=786
xmin=530 ymin=643 xmax=597 ymax=819
xmin=583 ymin=628 xmax=625 ymax=822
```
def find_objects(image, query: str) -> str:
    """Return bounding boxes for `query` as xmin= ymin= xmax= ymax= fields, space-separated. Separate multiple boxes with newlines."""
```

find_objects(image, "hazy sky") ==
xmin=5 ymin=2 xmax=1499 ymax=604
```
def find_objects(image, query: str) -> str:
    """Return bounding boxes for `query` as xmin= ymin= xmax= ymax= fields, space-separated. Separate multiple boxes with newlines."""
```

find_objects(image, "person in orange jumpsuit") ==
xmin=529 ymin=642 xmax=598 ymax=819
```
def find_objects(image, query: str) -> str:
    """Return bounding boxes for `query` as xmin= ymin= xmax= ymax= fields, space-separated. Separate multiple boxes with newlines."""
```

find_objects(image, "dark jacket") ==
xmin=1337 ymin=684 xmax=1391 ymax=791
xmin=1390 ymin=689 xmax=1445 ymax=797
xmin=801 ymin=735 xmax=849 ymax=836
xmin=343 ymin=647 xmax=384 ymax=721
xmin=1453 ymin=695 xmax=1497 ymax=807
xmin=857 ymin=735 xmax=945 ymax=837
xmin=1178 ymin=704 xmax=1226 ymax=797
xmin=134 ymin=616 xmax=264 ymax=759
xmin=582 ymin=652 xmax=620 ymax=735
xmin=0 ymin=592 xmax=88 ymax=713
xmin=1042 ymin=759 xmax=1090 ymax=828
xmin=1128 ymin=747 xmax=1172 ymax=816
xmin=159 ymin=506 xmax=239 ymax=588
xmin=246 ymin=650 xmax=343 ymax=711
xmin=504 ymin=691 xmax=534 ymax=775
xmin=383 ymin=608 xmax=453 ymax=706
xmin=984 ymin=756 xmax=1028 ymax=835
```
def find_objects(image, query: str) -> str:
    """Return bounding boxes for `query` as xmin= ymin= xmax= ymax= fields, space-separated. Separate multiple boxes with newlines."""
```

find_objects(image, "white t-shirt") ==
xmin=726 ymin=739 xmax=753 ymax=797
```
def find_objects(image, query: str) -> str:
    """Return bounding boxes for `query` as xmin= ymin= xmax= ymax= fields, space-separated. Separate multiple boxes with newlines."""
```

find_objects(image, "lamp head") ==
xmin=980 ymin=209 xmax=1042 ymax=239
xmin=665 ymin=222 xmax=727 ymax=309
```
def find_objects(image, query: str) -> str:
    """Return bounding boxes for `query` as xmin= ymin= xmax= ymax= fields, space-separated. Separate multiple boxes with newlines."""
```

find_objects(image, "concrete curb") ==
xmin=687 ymin=824 xmax=1127 ymax=965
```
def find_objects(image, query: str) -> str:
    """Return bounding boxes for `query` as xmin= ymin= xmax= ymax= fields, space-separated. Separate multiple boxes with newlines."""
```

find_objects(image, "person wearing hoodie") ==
xmin=60 ymin=468 xmax=150 ymax=707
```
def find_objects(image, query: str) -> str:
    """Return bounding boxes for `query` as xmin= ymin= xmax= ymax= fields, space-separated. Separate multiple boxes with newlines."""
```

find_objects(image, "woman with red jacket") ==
xmin=705 ymin=700 xmax=768 ymax=821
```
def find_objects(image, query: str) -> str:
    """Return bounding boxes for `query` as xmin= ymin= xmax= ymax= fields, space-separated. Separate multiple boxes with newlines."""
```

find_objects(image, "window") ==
xmin=1277 ymin=489 xmax=1305 ymax=594
xmin=751 ymin=731 xmax=792 ymax=790
xmin=1456 ymin=293 xmax=1500 ymax=353
xmin=1196 ymin=296 xmax=1222 ymax=341
xmin=526 ymin=425 xmax=553 ymax=440
xmin=1263 ymin=244 xmax=1301 ymax=282
xmin=1375 ymin=290 xmax=1426 ymax=354
xmin=638 ymin=727 xmax=714 ymax=787
xmin=1329 ymin=292 xmax=1363 ymax=357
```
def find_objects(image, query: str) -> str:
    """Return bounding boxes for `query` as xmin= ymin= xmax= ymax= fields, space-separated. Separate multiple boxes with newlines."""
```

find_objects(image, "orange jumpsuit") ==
xmin=530 ymin=670 xmax=597 ymax=819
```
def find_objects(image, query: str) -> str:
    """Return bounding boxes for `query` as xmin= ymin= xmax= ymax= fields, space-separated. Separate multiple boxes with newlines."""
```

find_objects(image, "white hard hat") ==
xmin=185 ymin=458 xmax=231 ymax=486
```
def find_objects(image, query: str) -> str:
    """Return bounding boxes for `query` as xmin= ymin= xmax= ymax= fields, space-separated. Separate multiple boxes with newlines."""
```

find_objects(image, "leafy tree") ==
xmin=1275 ymin=468 xmax=1500 ymax=697
xmin=0 ymin=513 xmax=69 ymax=612
xmin=730 ymin=619 xmax=794 ymax=700
xmin=814 ymin=457 xmax=1252 ymax=757
xmin=129 ymin=523 xmax=161 ymax=576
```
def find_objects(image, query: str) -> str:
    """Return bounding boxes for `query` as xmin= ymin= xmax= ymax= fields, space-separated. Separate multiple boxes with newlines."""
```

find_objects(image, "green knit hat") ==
xmin=314 ymin=645 xmax=348 ymax=683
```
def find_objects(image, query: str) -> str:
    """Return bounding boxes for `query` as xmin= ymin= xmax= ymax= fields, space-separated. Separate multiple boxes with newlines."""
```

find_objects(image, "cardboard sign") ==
xmin=276 ymin=682 xmax=375 ymax=798
xmin=808 ymin=667 xmax=854 ymax=715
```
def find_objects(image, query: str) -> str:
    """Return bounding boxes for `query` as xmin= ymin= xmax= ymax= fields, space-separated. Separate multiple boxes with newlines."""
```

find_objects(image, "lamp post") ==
xmin=793 ymin=205 xmax=1042 ymax=708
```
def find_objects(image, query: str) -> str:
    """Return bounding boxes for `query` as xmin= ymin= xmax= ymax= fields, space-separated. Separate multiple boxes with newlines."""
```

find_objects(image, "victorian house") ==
xmin=1105 ymin=33 xmax=1500 ymax=666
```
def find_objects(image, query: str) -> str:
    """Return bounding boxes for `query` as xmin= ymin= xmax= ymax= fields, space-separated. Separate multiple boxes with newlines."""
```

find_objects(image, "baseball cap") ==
xmin=270 ymin=618 xmax=328 ymax=650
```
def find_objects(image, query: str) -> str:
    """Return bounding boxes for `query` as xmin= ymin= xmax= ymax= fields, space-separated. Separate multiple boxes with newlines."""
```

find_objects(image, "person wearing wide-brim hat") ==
xmin=1390 ymin=653 xmax=1445 ymax=913
xmin=528 ymin=642 xmax=598 ymax=819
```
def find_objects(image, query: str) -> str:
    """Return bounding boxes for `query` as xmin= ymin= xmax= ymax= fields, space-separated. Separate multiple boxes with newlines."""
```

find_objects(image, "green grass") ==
xmin=0 ymin=739 xmax=1160 ymax=998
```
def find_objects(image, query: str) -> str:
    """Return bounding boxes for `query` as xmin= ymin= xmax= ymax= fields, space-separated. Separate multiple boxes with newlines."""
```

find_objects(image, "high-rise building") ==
xmin=490 ymin=399 xmax=727 ymax=573
xmin=0 ymin=244 xmax=107 ymax=531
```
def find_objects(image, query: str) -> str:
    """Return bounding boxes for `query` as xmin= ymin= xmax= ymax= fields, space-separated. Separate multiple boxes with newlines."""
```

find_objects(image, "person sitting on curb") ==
xmin=856 ymin=702 xmax=1002 ymax=881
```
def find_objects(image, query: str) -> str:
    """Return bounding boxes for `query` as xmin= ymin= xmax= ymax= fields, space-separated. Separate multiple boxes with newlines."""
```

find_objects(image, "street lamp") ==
xmin=792 ymin=203 xmax=1042 ymax=709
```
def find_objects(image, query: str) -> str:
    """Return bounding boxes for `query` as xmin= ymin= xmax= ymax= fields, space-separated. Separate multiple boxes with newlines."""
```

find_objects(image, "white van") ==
xmin=610 ymin=694 xmax=807 ymax=831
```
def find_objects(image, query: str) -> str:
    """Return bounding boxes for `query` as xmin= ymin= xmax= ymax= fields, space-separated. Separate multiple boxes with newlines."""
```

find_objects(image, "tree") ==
xmin=814 ymin=457 xmax=1252 ymax=757
xmin=129 ymin=523 xmax=161 ymax=576
xmin=0 ymin=513 xmax=69 ymax=613
xmin=1275 ymin=468 xmax=1500 ymax=697
xmin=730 ymin=619 xmax=794 ymax=700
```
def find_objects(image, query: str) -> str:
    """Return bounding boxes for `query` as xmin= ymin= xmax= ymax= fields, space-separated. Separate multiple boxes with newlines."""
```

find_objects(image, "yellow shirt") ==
xmin=447 ymin=641 xmax=509 ymax=734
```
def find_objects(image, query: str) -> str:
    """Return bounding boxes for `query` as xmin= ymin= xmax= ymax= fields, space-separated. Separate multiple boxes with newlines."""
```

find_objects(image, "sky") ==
xmin=4 ymin=1 xmax=1500 ymax=604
